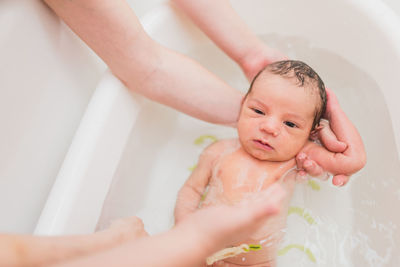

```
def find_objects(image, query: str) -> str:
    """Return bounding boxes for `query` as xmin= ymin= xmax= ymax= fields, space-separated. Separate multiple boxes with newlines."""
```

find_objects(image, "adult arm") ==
xmin=43 ymin=0 xmax=243 ymax=126
xmin=0 ymin=217 xmax=145 ymax=267
xmin=171 ymin=0 xmax=365 ymax=184
xmin=51 ymin=184 xmax=285 ymax=267
xmin=172 ymin=0 xmax=287 ymax=81
xmin=43 ymin=0 xmax=365 ymax=183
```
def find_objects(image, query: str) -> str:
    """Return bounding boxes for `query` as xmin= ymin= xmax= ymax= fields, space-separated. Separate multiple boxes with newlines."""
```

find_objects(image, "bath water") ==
xmin=97 ymin=34 xmax=400 ymax=266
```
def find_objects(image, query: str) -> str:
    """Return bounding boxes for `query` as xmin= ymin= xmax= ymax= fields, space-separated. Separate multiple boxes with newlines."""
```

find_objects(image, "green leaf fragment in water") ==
xmin=188 ymin=164 xmax=197 ymax=172
xmin=194 ymin=135 xmax=218 ymax=145
xmin=243 ymin=244 xmax=262 ymax=252
xmin=307 ymin=180 xmax=320 ymax=191
xmin=249 ymin=244 xmax=262 ymax=251
xmin=278 ymin=244 xmax=316 ymax=263
xmin=288 ymin=206 xmax=316 ymax=225
xmin=200 ymin=191 xmax=207 ymax=202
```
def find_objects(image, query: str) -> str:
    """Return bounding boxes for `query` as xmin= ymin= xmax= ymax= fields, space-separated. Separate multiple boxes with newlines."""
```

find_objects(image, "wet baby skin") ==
xmin=201 ymin=139 xmax=297 ymax=266
xmin=175 ymin=70 xmax=323 ymax=266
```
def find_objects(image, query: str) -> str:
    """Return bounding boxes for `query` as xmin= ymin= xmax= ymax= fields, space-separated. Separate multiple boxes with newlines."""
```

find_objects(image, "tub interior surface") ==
xmin=97 ymin=33 xmax=400 ymax=266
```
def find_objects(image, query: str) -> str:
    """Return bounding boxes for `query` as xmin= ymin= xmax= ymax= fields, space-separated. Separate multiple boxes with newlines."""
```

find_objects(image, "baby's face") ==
xmin=237 ymin=72 xmax=319 ymax=161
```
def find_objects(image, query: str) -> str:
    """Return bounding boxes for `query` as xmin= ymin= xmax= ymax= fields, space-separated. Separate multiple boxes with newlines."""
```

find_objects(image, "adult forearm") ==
xmin=51 ymin=184 xmax=285 ymax=267
xmin=125 ymin=45 xmax=243 ymax=126
xmin=172 ymin=0 xmax=265 ymax=67
xmin=50 ymin=227 xmax=210 ymax=267
xmin=43 ymin=0 xmax=242 ymax=126
xmin=0 ymin=232 xmax=116 ymax=267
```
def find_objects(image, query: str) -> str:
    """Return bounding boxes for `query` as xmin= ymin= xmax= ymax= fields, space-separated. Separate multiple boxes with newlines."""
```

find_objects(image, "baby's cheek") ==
xmin=282 ymin=141 xmax=304 ymax=159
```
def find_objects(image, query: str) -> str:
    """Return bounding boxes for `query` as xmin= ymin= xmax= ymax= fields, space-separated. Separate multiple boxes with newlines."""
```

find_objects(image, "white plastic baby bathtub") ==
xmin=35 ymin=0 xmax=400 ymax=266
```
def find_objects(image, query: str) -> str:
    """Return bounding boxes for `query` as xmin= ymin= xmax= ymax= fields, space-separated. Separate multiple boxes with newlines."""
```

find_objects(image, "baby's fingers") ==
xmin=332 ymin=174 xmax=351 ymax=187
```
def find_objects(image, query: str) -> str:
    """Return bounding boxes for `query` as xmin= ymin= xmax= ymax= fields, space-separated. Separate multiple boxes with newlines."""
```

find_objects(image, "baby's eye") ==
xmin=284 ymin=121 xmax=297 ymax=128
xmin=252 ymin=108 xmax=265 ymax=115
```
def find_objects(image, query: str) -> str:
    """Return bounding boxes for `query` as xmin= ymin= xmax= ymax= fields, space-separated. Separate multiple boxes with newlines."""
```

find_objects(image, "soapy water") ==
xmin=96 ymin=34 xmax=400 ymax=266
xmin=187 ymin=35 xmax=400 ymax=266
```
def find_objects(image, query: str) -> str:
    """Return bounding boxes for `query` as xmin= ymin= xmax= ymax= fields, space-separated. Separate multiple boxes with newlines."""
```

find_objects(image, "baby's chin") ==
xmin=248 ymin=148 xmax=294 ymax=162
xmin=239 ymin=139 xmax=297 ymax=162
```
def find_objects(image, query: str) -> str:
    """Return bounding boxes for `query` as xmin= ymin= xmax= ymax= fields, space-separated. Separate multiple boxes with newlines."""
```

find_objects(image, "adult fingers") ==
xmin=296 ymin=152 xmax=307 ymax=169
xmin=189 ymin=183 xmax=286 ymax=249
xmin=296 ymin=153 xmax=324 ymax=177
xmin=332 ymin=174 xmax=351 ymax=187
xmin=302 ymin=159 xmax=325 ymax=178
xmin=240 ymin=183 xmax=286 ymax=221
xmin=319 ymin=125 xmax=347 ymax=153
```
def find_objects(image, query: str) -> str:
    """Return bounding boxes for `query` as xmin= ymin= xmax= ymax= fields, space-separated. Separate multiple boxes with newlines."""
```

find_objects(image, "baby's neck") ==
xmin=238 ymin=145 xmax=295 ymax=166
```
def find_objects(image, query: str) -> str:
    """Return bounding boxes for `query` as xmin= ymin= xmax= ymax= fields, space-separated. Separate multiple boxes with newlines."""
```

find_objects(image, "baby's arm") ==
xmin=174 ymin=141 xmax=223 ymax=224
xmin=299 ymin=90 xmax=366 ymax=184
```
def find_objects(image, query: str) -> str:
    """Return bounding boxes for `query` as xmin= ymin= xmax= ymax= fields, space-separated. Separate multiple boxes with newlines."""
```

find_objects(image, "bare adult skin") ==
xmin=51 ymin=184 xmax=286 ymax=267
xmin=0 ymin=185 xmax=285 ymax=267
xmin=0 ymin=0 xmax=365 ymax=266
xmin=172 ymin=0 xmax=366 ymax=185
xmin=0 ymin=217 xmax=147 ymax=267
xmin=44 ymin=0 xmax=365 ymax=184
xmin=171 ymin=0 xmax=287 ymax=81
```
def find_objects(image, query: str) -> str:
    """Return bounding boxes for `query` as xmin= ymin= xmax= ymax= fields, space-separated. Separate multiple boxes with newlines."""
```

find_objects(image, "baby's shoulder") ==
xmin=200 ymin=138 xmax=240 ymax=161
xmin=203 ymin=138 xmax=239 ymax=153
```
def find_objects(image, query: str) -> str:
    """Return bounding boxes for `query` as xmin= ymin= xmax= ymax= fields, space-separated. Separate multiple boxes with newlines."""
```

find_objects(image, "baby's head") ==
xmin=237 ymin=60 xmax=327 ymax=161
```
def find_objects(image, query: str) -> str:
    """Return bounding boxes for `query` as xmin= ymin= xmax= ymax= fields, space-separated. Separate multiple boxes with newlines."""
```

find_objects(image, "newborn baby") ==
xmin=174 ymin=60 xmax=357 ymax=266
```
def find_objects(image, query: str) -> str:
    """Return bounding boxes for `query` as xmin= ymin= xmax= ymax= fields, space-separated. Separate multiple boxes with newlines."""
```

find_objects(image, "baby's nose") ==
xmin=260 ymin=119 xmax=280 ymax=137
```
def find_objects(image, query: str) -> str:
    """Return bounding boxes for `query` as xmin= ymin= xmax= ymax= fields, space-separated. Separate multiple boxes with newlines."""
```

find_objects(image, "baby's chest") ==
xmin=208 ymin=154 xmax=295 ymax=203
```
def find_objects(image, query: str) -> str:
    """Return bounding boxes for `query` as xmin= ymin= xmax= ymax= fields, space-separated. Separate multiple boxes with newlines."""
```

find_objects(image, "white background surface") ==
xmin=0 ymin=0 xmax=167 ymax=233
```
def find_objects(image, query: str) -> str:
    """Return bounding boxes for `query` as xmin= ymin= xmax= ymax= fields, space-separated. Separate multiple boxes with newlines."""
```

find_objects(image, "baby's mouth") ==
xmin=254 ymin=139 xmax=274 ymax=150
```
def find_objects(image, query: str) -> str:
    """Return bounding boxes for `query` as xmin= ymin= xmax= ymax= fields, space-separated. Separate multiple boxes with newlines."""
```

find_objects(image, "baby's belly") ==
xmin=202 ymin=176 xmax=296 ymax=266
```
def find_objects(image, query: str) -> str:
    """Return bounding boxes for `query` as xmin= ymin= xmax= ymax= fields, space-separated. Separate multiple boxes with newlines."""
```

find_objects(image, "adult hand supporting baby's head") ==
xmin=296 ymin=87 xmax=366 ymax=187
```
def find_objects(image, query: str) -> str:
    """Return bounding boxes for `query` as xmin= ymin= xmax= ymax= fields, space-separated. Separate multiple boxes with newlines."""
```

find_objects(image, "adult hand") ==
xmin=296 ymin=88 xmax=366 ymax=186
xmin=176 ymin=183 xmax=286 ymax=252
xmin=296 ymin=119 xmax=347 ymax=178
xmin=51 ymin=184 xmax=286 ymax=267
xmin=241 ymin=46 xmax=288 ymax=82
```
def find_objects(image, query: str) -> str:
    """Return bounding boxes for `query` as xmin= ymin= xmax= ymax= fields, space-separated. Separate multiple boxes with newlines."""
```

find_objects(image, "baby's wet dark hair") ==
xmin=247 ymin=60 xmax=327 ymax=130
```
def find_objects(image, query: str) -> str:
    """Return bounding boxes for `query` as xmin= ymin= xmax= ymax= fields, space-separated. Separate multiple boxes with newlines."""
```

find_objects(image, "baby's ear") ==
xmin=309 ymin=125 xmax=323 ymax=141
